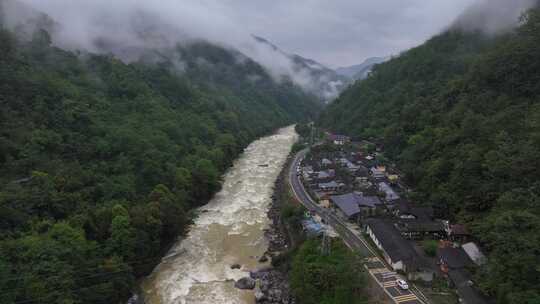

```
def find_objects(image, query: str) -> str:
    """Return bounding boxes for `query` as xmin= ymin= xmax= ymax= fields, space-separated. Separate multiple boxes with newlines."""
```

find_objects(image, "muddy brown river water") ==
xmin=141 ymin=126 xmax=297 ymax=304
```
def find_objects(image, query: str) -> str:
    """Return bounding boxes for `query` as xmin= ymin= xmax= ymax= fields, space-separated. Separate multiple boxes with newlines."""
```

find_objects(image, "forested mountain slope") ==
xmin=319 ymin=8 xmax=540 ymax=303
xmin=0 ymin=20 xmax=320 ymax=304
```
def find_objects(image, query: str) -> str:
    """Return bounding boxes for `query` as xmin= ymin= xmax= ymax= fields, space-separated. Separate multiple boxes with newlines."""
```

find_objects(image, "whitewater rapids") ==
xmin=141 ymin=126 xmax=298 ymax=304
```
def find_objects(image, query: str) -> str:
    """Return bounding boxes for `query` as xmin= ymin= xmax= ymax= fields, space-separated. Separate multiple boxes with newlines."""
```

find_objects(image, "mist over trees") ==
xmin=319 ymin=7 xmax=540 ymax=303
xmin=0 ymin=14 xmax=320 ymax=303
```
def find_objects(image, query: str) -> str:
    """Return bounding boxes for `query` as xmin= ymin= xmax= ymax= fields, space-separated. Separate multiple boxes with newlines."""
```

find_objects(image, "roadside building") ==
xmin=330 ymin=192 xmax=382 ymax=218
xmin=302 ymin=166 xmax=314 ymax=181
xmin=314 ymin=169 xmax=335 ymax=182
xmin=330 ymin=193 xmax=361 ymax=220
xmin=365 ymin=219 xmax=434 ymax=281
xmin=378 ymin=182 xmax=400 ymax=201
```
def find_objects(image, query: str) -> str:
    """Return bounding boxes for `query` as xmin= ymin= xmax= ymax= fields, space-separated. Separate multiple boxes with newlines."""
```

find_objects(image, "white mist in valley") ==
xmin=141 ymin=126 xmax=298 ymax=304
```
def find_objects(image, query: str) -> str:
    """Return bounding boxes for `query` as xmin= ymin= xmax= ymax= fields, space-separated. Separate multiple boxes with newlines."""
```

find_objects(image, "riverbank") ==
xmin=140 ymin=126 xmax=298 ymax=304
xmin=249 ymin=149 xmax=303 ymax=304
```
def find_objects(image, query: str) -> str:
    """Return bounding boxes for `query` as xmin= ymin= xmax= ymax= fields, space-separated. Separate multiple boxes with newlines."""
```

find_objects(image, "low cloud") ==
xmin=453 ymin=0 xmax=539 ymax=34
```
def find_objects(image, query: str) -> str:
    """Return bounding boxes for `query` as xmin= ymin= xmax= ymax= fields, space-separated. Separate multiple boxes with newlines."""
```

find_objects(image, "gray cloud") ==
xmin=7 ymin=0 xmax=536 ymax=78
xmin=452 ymin=0 xmax=538 ymax=34
xmin=12 ymin=0 xmax=481 ymax=69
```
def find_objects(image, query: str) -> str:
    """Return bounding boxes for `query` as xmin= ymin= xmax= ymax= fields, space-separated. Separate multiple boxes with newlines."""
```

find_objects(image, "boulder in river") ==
xmin=230 ymin=263 xmax=241 ymax=269
xmin=235 ymin=277 xmax=256 ymax=290
xmin=258 ymin=255 xmax=269 ymax=263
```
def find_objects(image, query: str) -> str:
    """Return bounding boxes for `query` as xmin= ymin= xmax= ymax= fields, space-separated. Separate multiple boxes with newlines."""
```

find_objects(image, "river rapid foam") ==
xmin=141 ymin=126 xmax=298 ymax=304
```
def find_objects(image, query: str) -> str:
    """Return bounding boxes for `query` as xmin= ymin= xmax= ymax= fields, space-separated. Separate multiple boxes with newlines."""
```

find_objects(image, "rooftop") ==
xmin=395 ymin=220 xmax=445 ymax=233
xmin=330 ymin=192 xmax=363 ymax=217
xmin=438 ymin=246 xmax=473 ymax=269
xmin=366 ymin=219 xmax=419 ymax=266
xmin=448 ymin=269 xmax=490 ymax=304
xmin=378 ymin=182 xmax=400 ymax=201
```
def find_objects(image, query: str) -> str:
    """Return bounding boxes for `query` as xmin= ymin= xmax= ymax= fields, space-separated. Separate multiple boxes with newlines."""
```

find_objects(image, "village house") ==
xmin=355 ymin=176 xmax=372 ymax=190
xmin=318 ymin=181 xmax=345 ymax=192
xmin=437 ymin=242 xmax=490 ymax=304
xmin=378 ymin=181 xmax=400 ymax=201
xmin=302 ymin=165 xmax=314 ymax=181
xmin=370 ymin=166 xmax=386 ymax=179
xmin=394 ymin=220 xmax=446 ymax=240
xmin=330 ymin=193 xmax=361 ymax=220
xmin=313 ymin=169 xmax=336 ymax=182
xmin=446 ymin=224 xmax=472 ymax=243
xmin=365 ymin=219 xmax=434 ymax=282
xmin=449 ymin=269 xmax=490 ymax=304
xmin=330 ymin=192 xmax=383 ymax=219
xmin=394 ymin=201 xmax=434 ymax=220
xmin=328 ymin=134 xmax=350 ymax=145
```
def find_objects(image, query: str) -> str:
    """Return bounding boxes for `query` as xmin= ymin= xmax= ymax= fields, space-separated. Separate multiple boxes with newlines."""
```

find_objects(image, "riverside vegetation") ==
xmin=319 ymin=7 xmax=540 ymax=303
xmin=0 ymin=23 xmax=321 ymax=304
xmin=270 ymin=127 xmax=368 ymax=304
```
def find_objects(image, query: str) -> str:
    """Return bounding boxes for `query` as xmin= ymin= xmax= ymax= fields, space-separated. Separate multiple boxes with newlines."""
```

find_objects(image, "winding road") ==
xmin=288 ymin=148 xmax=426 ymax=304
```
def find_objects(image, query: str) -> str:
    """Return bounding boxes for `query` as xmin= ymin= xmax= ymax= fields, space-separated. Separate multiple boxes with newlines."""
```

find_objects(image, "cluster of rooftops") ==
xmin=298 ymin=134 xmax=491 ymax=304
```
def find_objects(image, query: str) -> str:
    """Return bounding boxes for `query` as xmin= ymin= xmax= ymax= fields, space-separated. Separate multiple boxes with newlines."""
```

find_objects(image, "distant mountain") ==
xmin=335 ymin=57 xmax=387 ymax=80
xmin=253 ymin=35 xmax=348 ymax=102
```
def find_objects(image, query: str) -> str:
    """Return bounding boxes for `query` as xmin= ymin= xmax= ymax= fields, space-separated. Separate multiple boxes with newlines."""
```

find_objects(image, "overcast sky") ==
xmin=17 ymin=0 xmax=480 ymax=67
xmin=210 ymin=0 xmax=478 ymax=68
xmin=18 ymin=0 xmax=535 ymax=69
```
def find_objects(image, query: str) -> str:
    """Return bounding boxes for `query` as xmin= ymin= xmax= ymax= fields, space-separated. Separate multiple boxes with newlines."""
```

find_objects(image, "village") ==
xmin=295 ymin=133 xmax=491 ymax=304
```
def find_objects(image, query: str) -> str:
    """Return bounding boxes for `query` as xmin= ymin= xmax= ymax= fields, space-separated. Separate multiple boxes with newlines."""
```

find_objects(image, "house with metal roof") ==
xmin=365 ymin=219 xmax=434 ymax=281
xmin=448 ymin=269 xmax=490 ymax=304
xmin=330 ymin=193 xmax=361 ymax=219
xmin=378 ymin=182 xmax=400 ymax=201
xmin=330 ymin=192 xmax=383 ymax=219
xmin=395 ymin=220 xmax=446 ymax=240
xmin=437 ymin=246 xmax=473 ymax=272
xmin=318 ymin=181 xmax=344 ymax=192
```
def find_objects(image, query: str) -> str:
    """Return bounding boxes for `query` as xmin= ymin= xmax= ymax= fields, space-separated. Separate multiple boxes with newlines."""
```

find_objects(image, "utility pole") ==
xmin=309 ymin=122 xmax=315 ymax=148
xmin=320 ymin=211 xmax=331 ymax=255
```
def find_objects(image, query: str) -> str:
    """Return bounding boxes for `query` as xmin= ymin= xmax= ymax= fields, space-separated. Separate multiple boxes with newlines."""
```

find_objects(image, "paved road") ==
xmin=288 ymin=148 xmax=425 ymax=304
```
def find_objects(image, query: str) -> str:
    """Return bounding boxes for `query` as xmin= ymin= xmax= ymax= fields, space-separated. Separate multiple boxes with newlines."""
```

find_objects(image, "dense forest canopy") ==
xmin=319 ymin=7 xmax=540 ymax=303
xmin=0 ymin=14 xmax=320 ymax=303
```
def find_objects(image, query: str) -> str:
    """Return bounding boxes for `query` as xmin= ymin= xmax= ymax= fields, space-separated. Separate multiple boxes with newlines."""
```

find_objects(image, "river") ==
xmin=140 ymin=126 xmax=298 ymax=304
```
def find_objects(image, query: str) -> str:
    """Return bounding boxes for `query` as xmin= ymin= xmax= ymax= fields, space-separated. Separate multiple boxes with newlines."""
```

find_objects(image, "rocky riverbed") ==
xmin=249 ymin=160 xmax=297 ymax=304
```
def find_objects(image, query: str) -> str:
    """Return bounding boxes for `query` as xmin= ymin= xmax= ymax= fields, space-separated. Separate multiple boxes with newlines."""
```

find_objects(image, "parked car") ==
xmin=397 ymin=279 xmax=409 ymax=290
